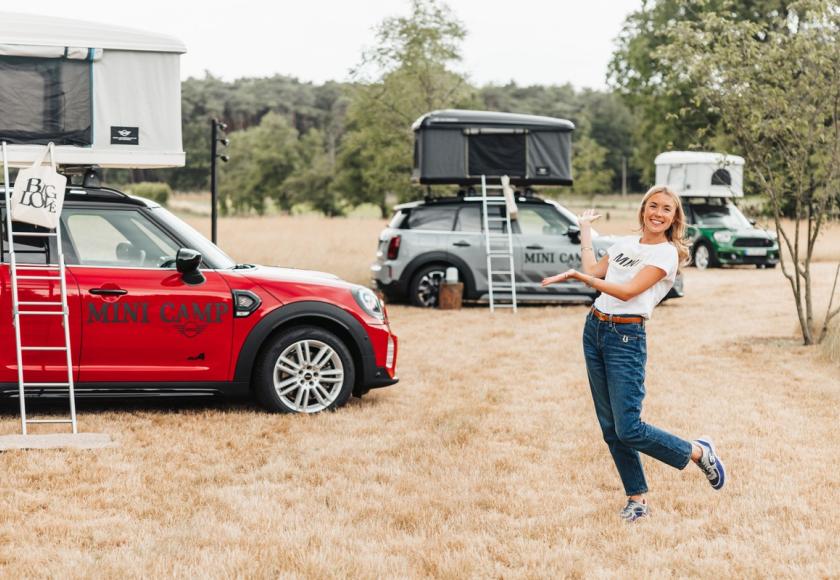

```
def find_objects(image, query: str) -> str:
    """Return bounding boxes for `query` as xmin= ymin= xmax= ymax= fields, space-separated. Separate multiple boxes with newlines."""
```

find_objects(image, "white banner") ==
xmin=10 ymin=142 xmax=66 ymax=229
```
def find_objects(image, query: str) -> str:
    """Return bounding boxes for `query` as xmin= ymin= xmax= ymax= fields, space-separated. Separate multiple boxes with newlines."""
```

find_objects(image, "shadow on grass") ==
xmin=0 ymin=390 xmax=383 ymax=419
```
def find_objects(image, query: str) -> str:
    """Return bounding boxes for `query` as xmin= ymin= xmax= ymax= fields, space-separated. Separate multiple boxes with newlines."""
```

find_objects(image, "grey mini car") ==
xmin=371 ymin=195 xmax=685 ymax=307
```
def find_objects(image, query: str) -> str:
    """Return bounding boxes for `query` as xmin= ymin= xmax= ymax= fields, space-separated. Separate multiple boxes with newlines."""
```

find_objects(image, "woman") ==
xmin=541 ymin=185 xmax=726 ymax=523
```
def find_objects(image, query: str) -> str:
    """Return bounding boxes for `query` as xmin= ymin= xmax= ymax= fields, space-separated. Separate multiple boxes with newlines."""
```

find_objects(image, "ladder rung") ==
xmin=18 ymin=301 xmax=63 ymax=306
xmin=15 ymin=264 xmax=60 ymax=269
xmin=16 ymin=275 xmax=62 ymax=280
xmin=11 ymin=231 xmax=57 ymax=237
xmin=488 ymin=252 xmax=512 ymax=257
xmin=18 ymin=311 xmax=65 ymax=316
xmin=22 ymin=382 xmax=71 ymax=387
xmin=486 ymin=217 xmax=507 ymax=221
xmin=492 ymin=304 xmax=517 ymax=308
xmin=21 ymin=346 xmax=68 ymax=351
xmin=25 ymin=419 xmax=74 ymax=424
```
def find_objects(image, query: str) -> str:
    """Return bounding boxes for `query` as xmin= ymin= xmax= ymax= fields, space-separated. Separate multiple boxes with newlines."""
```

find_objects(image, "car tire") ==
xmin=692 ymin=242 xmax=717 ymax=270
xmin=409 ymin=264 xmax=447 ymax=308
xmin=253 ymin=326 xmax=355 ymax=414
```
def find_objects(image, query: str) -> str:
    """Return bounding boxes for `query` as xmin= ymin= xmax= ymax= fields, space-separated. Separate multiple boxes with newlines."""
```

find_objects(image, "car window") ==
xmin=690 ymin=203 xmax=751 ymax=229
xmin=454 ymin=204 xmax=508 ymax=232
xmin=455 ymin=205 xmax=481 ymax=232
xmin=406 ymin=207 xmax=455 ymax=231
xmin=389 ymin=210 xmax=407 ymax=229
xmin=0 ymin=210 xmax=55 ymax=264
xmin=516 ymin=205 xmax=571 ymax=235
xmin=64 ymin=208 xmax=181 ymax=267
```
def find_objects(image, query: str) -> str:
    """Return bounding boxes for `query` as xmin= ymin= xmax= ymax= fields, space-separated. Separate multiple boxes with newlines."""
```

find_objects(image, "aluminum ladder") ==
xmin=480 ymin=174 xmax=517 ymax=312
xmin=1 ymin=141 xmax=77 ymax=435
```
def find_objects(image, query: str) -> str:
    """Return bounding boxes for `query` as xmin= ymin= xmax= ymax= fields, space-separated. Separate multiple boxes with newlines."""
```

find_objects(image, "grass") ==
xmin=2 ymin=213 xmax=839 ymax=577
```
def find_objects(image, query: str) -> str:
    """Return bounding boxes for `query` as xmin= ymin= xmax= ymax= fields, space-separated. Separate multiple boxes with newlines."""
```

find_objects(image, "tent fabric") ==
xmin=92 ymin=50 xmax=182 ymax=160
xmin=527 ymin=131 xmax=571 ymax=184
xmin=0 ymin=12 xmax=185 ymax=169
xmin=0 ymin=45 xmax=101 ymax=60
xmin=654 ymin=151 xmax=744 ymax=166
xmin=655 ymin=152 xmax=744 ymax=198
xmin=0 ymin=56 xmax=92 ymax=145
xmin=413 ymin=110 xmax=574 ymax=186
xmin=0 ymin=12 xmax=186 ymax=53
xmin=467 ymin=133 xmax=526 ymax=177
xmin=417 ymin=129 xmax=463 ymax=181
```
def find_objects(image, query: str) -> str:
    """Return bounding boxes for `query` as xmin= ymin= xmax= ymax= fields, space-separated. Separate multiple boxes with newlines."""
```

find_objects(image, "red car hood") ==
xmin=236 ymin=265 xmax=361 ymax=304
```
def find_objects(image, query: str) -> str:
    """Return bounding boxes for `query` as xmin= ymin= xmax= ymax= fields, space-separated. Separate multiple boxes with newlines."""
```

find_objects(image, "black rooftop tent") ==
xmin=411 ymin=109 xmax=575 ymax=186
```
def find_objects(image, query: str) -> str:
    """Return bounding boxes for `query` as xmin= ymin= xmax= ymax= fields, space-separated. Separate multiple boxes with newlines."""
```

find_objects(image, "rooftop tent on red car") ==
xmin=411 ymin=109 xmax=575 ymax=187
xmin=0 ymin=12 xmax=186 ymax=169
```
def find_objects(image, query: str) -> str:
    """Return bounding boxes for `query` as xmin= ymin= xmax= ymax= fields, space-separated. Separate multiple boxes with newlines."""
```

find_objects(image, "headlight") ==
xmin=713 ymin=231 xmax=733 ymax=243
xmin=353 ymin=287 xmax=385 ymax=320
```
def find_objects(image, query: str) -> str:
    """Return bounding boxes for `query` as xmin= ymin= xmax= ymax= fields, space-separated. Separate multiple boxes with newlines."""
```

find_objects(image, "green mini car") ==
xmin=683 ymin=198 xmax=779 ymax=269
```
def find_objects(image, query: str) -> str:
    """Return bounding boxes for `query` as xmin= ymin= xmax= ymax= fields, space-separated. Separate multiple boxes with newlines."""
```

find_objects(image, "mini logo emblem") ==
xmin=175 ymin=321 xmax=207 ymax=338
xmin=110 ymin=126 xmax=139 ymax=145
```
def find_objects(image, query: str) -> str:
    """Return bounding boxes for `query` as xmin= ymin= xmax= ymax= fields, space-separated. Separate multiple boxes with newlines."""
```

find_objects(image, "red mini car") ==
xmin=0 ymin=186 xmax=398 ymax=413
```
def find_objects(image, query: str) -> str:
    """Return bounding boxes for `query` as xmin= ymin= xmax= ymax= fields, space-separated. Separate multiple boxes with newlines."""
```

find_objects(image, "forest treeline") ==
xmin=119 ymin=0 xmax=837 ymax=219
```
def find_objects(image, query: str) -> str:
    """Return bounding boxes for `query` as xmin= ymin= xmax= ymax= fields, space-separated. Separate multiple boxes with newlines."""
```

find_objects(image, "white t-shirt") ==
xmin=593 ymin=236 xmax=678 ymax=319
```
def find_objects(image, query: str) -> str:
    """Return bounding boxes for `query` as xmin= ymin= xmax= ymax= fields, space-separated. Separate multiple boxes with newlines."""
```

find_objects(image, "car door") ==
xmin=62 ymin=205 xmax=234 ymax=383
xmin=514 ymin=204 xmax=585 ymax=294
xmin=0 ymin=213 xmax=82 ymax=387
xmin=448 ymin=204 xmax=488 ymax=292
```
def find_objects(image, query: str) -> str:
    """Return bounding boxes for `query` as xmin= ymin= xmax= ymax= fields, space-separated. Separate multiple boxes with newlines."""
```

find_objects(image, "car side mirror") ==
xmin=567 ymin=225 xmax=581 ymax=244
xmin=176 ymin=248 xmax=205 ymax=285
xmin=749 ymin=218 xmax=756 ymax=226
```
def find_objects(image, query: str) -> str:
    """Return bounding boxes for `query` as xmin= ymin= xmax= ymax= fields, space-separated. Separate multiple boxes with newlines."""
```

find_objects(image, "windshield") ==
xmin=150 ymin=207 xmax=237 ymax=269
xmin=691 ymin=203 xmax=751 ymax=229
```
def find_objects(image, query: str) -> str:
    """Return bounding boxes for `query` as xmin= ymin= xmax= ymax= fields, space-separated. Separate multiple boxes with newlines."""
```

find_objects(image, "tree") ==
xmin=282 ymin=129 xmax=345 ymax=216
xmin=337 ymin=0 xmax=476 ymax=217
xmin=570 ymin=133 xmax=614 ymax=195
xmin=221 ymin=112 xmax=300 ymax=214
xmin=661 ymin=0 xmax=840 ymax=345
xmin=609 ymin=0 xmax=789 ymax=184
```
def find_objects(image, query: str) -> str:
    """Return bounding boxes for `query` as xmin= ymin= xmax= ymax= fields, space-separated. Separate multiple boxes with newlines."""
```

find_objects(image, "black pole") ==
xmin=210 ymin=118 xmax=218 ymax=244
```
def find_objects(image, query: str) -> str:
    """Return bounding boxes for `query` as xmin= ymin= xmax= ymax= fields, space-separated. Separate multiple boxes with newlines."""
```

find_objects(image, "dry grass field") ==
xmin=2 ymin=211 xmax=839 ymax=578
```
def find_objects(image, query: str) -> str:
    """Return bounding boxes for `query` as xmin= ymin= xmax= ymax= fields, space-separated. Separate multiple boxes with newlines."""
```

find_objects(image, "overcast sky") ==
xmin=15 ymin=0 xmax=642 ymax=89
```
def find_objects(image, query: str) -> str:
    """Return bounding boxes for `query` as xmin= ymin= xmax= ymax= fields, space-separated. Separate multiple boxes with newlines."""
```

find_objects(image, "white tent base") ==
xmin=0 ymin=432 xmax=115 ymax=451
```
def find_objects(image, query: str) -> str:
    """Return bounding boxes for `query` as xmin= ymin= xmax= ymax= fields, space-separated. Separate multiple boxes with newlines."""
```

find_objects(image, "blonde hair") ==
xmin=638 ymin=185 xmax=690 ymax=267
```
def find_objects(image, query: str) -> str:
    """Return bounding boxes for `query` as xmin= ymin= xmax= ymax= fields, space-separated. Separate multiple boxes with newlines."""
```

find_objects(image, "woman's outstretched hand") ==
xmin=541 ymin=269 xmax=579 ymax=286
xmin=578 ymin=208 xmax=602 ymax=226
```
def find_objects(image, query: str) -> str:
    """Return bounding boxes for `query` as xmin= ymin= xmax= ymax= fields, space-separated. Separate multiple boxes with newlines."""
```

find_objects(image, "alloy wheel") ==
xmin=694 ymin=245 xmax=710 ymax=270
xmin=415 ymin=269 xmax=445 ymax=307
xmin=272 ymin=339 xmax=344 ymax=413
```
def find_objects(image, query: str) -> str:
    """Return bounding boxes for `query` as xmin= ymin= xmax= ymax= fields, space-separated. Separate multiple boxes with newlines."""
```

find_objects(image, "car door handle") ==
xmin=89 ymin=288 xmax=127 ymax=296
xmin=453 ymin=241 xmax=471 ymax=247
xmin=526 ymin=244 xmax=544 ymax=250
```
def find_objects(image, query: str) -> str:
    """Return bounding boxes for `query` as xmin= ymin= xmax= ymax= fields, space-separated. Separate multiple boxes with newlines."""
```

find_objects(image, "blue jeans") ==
xmin=582 ymin=312 xmax=692 ymax=496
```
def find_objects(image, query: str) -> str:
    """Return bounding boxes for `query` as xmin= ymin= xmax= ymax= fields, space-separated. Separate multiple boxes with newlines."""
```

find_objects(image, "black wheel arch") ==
xmin=234 ymin=301 xmax=380 ymax=393
xmin=400 ymin=252 xmax=478 ymax=300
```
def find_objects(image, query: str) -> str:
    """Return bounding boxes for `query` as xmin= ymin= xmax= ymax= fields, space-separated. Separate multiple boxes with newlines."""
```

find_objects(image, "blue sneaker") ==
xmin=619 ymin=499 xmax=649 ymax=523
xmin=695 ymin=437 xmax=726 ymax=490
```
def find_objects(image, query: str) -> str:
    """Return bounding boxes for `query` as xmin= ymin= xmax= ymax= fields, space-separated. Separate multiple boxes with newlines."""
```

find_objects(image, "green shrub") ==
xmin=127 ymin=182 xmax=172 ymax=205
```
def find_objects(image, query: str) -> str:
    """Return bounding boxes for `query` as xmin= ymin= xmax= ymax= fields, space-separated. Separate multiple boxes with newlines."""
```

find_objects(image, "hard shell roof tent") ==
xmin=0 ymin=12 xmax=186 ymax=169
xmin=654 ymin=151 xmax=744 ymax=198
xmin=411 ymin=109 xmax=575 ymax=187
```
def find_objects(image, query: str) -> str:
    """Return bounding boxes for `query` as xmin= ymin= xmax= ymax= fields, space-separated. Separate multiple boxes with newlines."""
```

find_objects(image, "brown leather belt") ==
xmin=590 ymin=307 xmax=645 ymax=325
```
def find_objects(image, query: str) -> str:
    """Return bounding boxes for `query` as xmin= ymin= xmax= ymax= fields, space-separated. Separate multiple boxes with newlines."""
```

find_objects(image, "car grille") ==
xmin=733 ymin=238 xmax=773 ymax=247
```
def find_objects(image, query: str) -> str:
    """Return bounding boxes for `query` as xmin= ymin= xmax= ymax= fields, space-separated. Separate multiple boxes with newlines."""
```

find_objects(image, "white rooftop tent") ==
xmin=0 ymin=12 xmax=185 ymax=168
xmin=655 ymin=151 xmax=744 ymax=198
